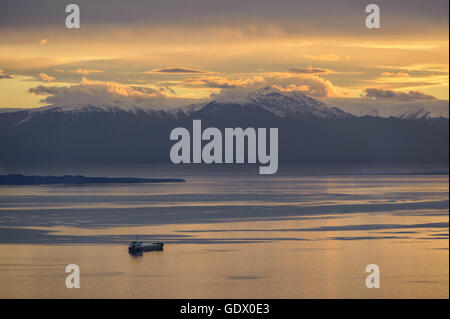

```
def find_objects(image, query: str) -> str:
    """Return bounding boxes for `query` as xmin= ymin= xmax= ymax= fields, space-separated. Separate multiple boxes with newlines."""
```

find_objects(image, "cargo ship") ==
xmin=128 ymin=241 xmax=164 ymax=252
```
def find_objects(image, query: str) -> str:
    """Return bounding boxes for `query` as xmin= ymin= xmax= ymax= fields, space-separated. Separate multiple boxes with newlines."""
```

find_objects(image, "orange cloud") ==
xmin=28 ymin=78 xmax=201 ymax=108
xmin=184 ymin=76 xmax=250 ymax=88
xmin=287 ymin=66 xmax=333 ymax=74
xmin=39 ymin=73 xmax=55 ymax=82
xmin=144 ymin=67 xmax=210 ymax=74
xmin=183 ymin=72 xmax=351 ymax=98
xmin=70 ymin=68 xmax=103 ymax=75
xmin=0 ymin=68 xmax=13 ymax=79
xmin=381 ymin=72 xmax=411 ymax=77
xmin=363 ymin=88 xmax=436 ymax=100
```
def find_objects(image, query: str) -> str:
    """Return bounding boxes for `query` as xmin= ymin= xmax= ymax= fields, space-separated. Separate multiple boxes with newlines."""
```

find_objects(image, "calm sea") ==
xmin=0 ymin=165 xmax=448 ymax=298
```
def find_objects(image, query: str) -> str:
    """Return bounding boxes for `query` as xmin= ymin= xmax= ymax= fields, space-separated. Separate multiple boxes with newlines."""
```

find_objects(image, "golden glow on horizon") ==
xmin=0 ymin=23 xmax=448 ymax=107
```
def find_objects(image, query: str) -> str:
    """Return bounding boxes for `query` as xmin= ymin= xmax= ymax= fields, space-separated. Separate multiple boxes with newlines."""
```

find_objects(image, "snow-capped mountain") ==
xmin=15 ymin=102 xmax=205 ymax=124
xmin=210 ymin=87 xmax=353 ymax=119
xmin=321 ymin=97 xmax=449 ymax=120
xmin=3 ymin=88 xmax=446 ymax=122
xmin=395 ymin=107 xmax=432 ymax=120
xmin=30 ymin=102 xmax=205 ymax=117
xmin=0 ymin=88 xmax=447 ymax=167
xmin=11 ymin=88 xmax=353 ymax=122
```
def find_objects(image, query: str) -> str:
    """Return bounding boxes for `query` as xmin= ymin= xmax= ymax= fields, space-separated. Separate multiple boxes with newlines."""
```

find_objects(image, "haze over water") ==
xmin=0 ymin=165 xmax=448 ymax=298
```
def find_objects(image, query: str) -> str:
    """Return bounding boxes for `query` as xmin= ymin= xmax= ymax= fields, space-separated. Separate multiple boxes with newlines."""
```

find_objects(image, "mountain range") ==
xmin=0 ymin=88 xmax=448 ymax=168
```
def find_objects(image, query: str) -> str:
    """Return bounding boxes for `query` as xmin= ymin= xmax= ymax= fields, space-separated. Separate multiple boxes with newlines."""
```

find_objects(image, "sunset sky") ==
xmin=0 ymin=0 xmax=448 ymax=112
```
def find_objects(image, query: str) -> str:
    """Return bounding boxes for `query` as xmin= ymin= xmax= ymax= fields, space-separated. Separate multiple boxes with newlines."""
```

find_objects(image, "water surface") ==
xmin=0 ymin=167 xmax=448 ymax=298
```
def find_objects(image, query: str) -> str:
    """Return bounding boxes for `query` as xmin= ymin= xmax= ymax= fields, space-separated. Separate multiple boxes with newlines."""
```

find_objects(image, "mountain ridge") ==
xmin=2 ymin=88 xmax=446 ymax=121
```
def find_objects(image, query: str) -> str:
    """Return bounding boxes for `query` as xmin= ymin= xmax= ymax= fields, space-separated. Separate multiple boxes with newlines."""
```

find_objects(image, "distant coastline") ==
xmin=0 ymin=174 xmax=185 ymax=185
